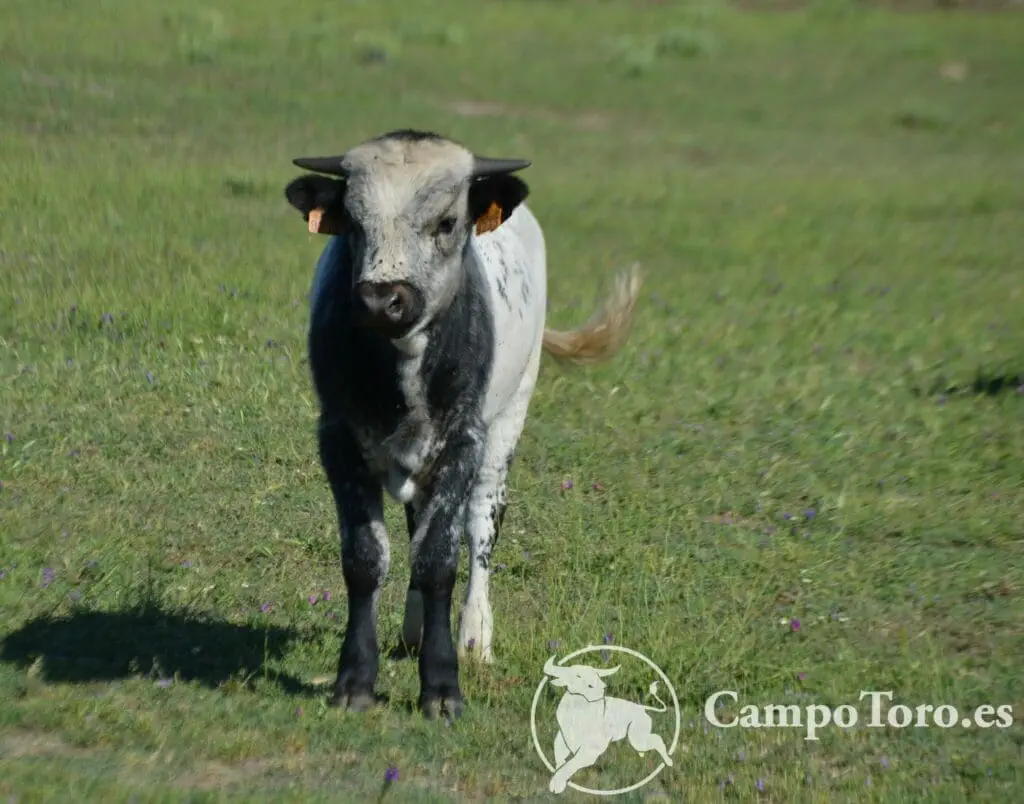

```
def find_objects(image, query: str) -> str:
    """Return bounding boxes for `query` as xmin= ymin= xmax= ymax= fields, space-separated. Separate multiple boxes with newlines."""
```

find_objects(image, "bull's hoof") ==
xmin=328 ymin=691 xmax=378 ymax=711
xmin=328 ymin=687 xmax=378 ymax=712
xmin=419 ymin=694 xmax=463 ymax=721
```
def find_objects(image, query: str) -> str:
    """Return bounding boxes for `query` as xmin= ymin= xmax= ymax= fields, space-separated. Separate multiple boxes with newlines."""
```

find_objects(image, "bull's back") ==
xmin=469 ymin=204 xmax=547 ymax=424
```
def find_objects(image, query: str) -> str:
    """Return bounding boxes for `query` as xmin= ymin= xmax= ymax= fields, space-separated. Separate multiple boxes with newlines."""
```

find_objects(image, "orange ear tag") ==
xmin=308 ymin=208 xmax=325 ymax=235
xmin=307 ymin=208 xmax=345 ymax=237
xmin=475 ymin=202 xmax=503 ymax=236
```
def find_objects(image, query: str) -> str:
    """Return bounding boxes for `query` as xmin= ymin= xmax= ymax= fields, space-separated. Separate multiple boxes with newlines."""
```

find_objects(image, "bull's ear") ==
xmin=284 ymin=173 xmax=347 ymax=219
xmin=468 ymin=174 xmax=529 ymax=235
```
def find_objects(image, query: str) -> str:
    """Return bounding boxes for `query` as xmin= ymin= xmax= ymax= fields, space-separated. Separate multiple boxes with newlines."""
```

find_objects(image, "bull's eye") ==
xmin=434 ymin=216 xmax=458 ymax=237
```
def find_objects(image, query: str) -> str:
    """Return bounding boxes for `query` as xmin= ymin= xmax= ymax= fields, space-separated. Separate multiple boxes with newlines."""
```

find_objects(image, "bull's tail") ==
xmin=643 ymin=681 xmax=669 ymax=713
xmin=541 ymin=263 xmax=642 ymax=366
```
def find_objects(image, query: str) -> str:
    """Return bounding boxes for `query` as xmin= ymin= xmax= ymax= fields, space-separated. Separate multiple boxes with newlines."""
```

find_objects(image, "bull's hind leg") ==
xmin=458 ymin=405 xmax=526 ymax=663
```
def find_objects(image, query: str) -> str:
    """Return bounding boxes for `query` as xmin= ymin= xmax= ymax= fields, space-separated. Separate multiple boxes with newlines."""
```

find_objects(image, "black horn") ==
xmin=291 ymin=155 xmax=349 ymax=177
xmin=471 ymin=156 xmax=531 ymax=177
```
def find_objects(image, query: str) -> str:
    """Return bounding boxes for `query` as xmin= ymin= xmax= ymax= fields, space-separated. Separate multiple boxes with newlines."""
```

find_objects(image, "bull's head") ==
xmin=543 ymin=655 xmax=620 ymax=702
xmin=284 ymin=129 xmax=531 ymax=343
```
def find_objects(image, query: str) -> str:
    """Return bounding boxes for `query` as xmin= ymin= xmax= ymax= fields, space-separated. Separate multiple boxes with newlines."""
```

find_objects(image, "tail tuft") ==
xmin=542 ymin=263 xmax=642 ymax=366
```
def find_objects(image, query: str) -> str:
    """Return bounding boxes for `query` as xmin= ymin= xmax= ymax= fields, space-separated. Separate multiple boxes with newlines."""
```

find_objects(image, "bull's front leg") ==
xmin=411 ymin=424 xmax=485 ymax=720
xmin=319 ymin=417 xmax=389 ymax=711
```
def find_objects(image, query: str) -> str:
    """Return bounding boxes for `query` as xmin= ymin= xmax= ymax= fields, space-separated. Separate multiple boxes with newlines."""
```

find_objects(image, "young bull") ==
xmin=284 ymin=129 xmax=641 ymax=719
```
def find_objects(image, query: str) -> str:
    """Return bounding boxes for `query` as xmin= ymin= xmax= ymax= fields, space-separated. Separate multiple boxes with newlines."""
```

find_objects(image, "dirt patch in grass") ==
xmin=174 ymin=758 xmax=286 ymax=791
xmin=728 ymin=0 xmax=1022 ymax=10
xmin=1 ymin=730 xmax=94 ymax=759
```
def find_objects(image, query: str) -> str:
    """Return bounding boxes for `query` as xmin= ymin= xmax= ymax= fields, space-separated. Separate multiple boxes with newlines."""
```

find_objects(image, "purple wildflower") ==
xmin=4 ymin=432 xmax=13 ymax=443
xmin=791 ymin=619 xmax=801 ymax=632
xmin=866 ymin=776 xmax=872 ymax=787
xmin=100 ymin=313 xmax=114 ymax=325
xmin=782 ymin=512 xmax=792 ymax=520
xmin=145 ymin=370 xmax=156 ymax=385
xmin=804 ymin=509 xmax=816 ymax=519
xmin=547 ymin=640 xmax=561 ymax=651
xmin=41 ymin=567 xmax=55 ymax=588
xmin=155 ymin=678 xmax=173 ymax=688
xmin=591 ymin=482 xmax=603 ymax=491
xmin=180 ymin=560 xmax=192 ymax=569
xmin=756 ymin=778 xmax=766 ymax=792
xmin=308 ymin=594 xmax=318 ymax=605
xmin=384 ymin=766 xmax=400 ymax=783
xmin=467 ymin=638 xmax=476 ymax=649
xmin=736 ymin=750 xmax=746 ymax=761
xmin=0 ymin=569 xmax=6 ymax=580
xmin=522 ymin=550 xmax=531 ymax=560
xmin=798 ymin=672 xmax=807 ymax=681
xmin=260 ymin=602 xmax=273 ymax=613
xmin=561 ymin=478 xmax=573 ymax=490
xmin=603 ymin=632 xmax=613 ymax=644
xmin=322 ymin=590 xmax=332 ymax=602
xmin=68 ymin=449 xmax=80 ymax=457
xmin=880 ymin=756 xmax=889 ymax=770
xmin=296 ymin=707 xmax=303 ymax=716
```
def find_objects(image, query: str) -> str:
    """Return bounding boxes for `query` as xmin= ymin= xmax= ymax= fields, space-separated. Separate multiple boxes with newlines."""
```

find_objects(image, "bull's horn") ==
xmin=292 ymin=155 xmax=349 ymax=177
xmin=471 ymin=156 xmax=531 ymax=177
xmin=594 ymin=664 xmax=620 ymax=677
xmin=543 ymin=655 xmax=566 ymax=679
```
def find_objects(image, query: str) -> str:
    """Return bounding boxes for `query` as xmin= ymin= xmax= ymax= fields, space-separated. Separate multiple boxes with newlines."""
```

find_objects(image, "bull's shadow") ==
xmin=923 ymin=370 xmax=1023 ymax=398
xmin=0 ymin=603 xmax=313 ymax=694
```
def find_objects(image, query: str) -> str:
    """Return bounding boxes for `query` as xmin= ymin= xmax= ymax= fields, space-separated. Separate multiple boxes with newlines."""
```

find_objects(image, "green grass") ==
xmin=2 ymin=0 xmax=1023 ymax=800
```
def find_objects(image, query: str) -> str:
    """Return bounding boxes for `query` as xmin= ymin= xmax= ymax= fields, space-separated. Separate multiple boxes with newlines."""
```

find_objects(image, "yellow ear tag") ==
xmin=475 ymin=202 xmax=503 ymax=236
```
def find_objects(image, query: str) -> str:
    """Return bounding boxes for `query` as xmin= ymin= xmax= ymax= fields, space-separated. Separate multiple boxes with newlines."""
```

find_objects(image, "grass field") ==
xmin=2 ymin=0 xmax=1023 ymax=800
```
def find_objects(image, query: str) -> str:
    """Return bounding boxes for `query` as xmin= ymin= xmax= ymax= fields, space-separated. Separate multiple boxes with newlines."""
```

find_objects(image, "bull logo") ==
xmin=530 ymin=645 xmax=681 ymax=796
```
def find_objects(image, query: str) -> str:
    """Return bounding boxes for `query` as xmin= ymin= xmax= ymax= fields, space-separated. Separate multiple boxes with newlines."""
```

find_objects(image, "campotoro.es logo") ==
xmin=530 ymin=645 xmax=681 ymax=796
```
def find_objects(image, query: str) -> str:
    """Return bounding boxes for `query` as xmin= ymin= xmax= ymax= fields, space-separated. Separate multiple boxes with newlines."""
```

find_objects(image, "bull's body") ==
xmin=310 ymin=203 xmax=546 ymax=509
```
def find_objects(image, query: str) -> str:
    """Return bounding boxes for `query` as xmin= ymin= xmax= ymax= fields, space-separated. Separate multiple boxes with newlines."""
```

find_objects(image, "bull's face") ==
xmin=284 ymin=131 xmax=530 ymax=343
xmin=544 ymin=656 xmax=620 ymax=703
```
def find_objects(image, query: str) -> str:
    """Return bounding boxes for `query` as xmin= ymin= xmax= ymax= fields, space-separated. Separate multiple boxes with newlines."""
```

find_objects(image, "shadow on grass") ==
xmin=963 ymin=372 xmax=1023 ymax=397
xmin=921 ymin=371 xmax=1023 ymax=399
xmin=0 ymin=603 xmax=320 ymax=695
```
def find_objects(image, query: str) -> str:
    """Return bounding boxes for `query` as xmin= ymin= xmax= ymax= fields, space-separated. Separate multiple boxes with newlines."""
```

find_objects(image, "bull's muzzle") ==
xmin=353 ymin=281 xmax=424 ymax=338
